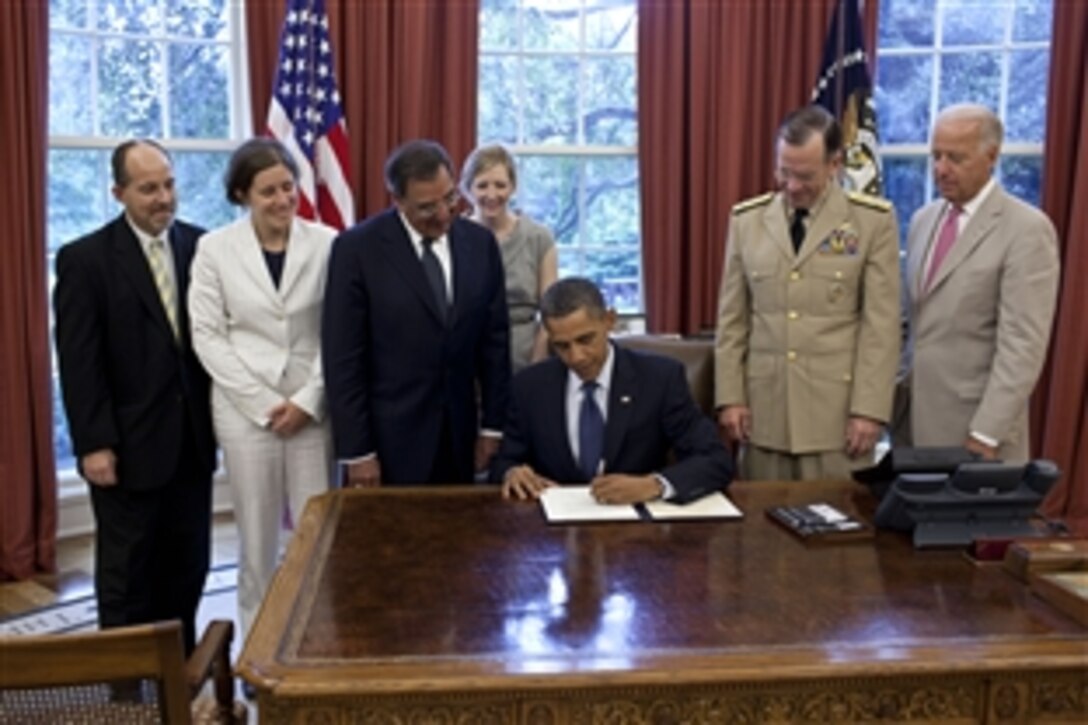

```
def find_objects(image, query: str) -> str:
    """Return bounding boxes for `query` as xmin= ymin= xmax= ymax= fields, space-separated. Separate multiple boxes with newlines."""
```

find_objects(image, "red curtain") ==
xmin=0 ymin=0 xmax=56 ymax=580
xmin=1035 ymin=1 xmax=1088 ymax=522
xmin=246 ymin=0 xmax=480 ymax=222
xmin=638 ymin=0 xmax=841 ymax=334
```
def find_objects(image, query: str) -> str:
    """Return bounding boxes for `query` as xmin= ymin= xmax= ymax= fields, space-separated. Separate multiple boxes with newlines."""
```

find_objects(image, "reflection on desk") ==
xmin=239 ymin=482 xmax=1088 ymax=724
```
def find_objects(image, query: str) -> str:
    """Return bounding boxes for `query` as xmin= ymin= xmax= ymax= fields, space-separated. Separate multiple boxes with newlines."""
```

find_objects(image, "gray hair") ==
xmin=936 ymin=104 xmax=1004 ymax=151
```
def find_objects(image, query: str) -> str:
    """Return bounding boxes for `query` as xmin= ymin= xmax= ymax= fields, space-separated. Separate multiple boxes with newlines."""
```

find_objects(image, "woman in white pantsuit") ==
xmin=189 ymin=138 xmax=335 ymax=643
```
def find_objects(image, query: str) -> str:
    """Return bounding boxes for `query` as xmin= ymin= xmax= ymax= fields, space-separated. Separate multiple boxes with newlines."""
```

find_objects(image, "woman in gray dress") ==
xmin=461 ymin=144 xmax=558 ymax=372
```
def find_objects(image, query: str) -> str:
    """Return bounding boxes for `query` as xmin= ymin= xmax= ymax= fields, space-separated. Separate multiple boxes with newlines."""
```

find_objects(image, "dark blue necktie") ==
xmin=421 ymin=237 xmax=448 ymax=312
xmin=578 ymin=380 xmax=604 ymax=481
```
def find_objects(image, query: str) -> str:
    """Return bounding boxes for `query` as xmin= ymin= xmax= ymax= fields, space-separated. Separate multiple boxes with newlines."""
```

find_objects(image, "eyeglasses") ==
xmin=408 ymin=189 xmax=460 ymax=220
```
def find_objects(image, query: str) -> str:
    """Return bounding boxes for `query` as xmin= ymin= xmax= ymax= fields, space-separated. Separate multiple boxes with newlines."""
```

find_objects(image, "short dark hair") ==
xmin=223 ymin=138 xmax=299 ymax=205
xmin=384 ymin=139 xmax=453 ymax=198
xmin=540 ymin=277 xmax=607 ymax=321
xmin=778 ymin=105 xmax=842 ymax=159
xmin=111 ymin=139 xmax=171 ymax=187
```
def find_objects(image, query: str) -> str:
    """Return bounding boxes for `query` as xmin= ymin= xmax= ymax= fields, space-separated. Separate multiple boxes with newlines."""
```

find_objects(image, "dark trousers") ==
xmin=89 ymin=430 xmax=212 ymax=654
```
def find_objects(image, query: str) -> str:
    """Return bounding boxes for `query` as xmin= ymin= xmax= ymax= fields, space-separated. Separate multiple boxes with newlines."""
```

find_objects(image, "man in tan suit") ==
xmin=898 ymin=104 xmax=1060 ymax=462
xmin=715 ymin=106 xmax=901 ymax=480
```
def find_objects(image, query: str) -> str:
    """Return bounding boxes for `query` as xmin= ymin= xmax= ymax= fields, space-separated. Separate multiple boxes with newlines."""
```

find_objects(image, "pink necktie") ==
xmin=925 ymin=205 xmax=962 ymax=291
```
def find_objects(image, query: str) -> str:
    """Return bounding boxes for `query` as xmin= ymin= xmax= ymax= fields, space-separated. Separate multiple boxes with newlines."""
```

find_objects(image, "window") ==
xmin=477 ymin=0 xmax=641 ymax=312
xmin=875 ymin=0 xmax=1052 ymax=243
xmin=48 ymin=0 xmax=248 ymax=472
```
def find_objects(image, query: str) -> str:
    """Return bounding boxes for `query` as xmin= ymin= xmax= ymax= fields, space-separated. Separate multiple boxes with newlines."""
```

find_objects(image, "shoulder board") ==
xmin=847 ymin=191 xmax=893 ymax=212
xmin=732 ymin=192 xmax=774 ymax=215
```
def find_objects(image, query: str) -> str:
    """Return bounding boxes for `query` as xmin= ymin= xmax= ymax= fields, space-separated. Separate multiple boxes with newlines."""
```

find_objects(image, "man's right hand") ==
xmin=347 ymin=458 xmax=381 ymax=488
xmin=718 ymin=405 xmax=752 ymax=444
xmin=501 ymin=465 xmax=556 ymax=500
xmin=82 ymin=448 xmax=118 ymax=487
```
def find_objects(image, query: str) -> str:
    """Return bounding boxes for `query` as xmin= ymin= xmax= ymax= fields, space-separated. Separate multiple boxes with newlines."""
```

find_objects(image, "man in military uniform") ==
xmin=714 ymin=105 xmax=900 ymax=480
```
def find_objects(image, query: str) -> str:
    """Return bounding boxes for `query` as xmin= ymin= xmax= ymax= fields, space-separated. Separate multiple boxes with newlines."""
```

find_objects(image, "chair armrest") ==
xmin=186 ymin=619 xmax=235 ymax=710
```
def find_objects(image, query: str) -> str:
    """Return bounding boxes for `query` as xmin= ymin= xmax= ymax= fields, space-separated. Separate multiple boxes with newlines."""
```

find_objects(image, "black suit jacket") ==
xmin=322 ymin=208 xmax=511 ymax=483
xmin=53 ymin=215 xmax=216 ymax=489
xmin=490 ymin=345 xmax=733 ymax=503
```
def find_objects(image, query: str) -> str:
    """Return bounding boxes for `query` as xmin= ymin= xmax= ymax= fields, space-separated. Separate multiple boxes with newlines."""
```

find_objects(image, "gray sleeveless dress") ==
xmin=498 ymin=215 xmax=555 ymax=372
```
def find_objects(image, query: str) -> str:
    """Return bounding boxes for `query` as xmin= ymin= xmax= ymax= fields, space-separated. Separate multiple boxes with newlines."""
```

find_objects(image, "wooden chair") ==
xmin=0 ymin=619 xmax=245 ymax=724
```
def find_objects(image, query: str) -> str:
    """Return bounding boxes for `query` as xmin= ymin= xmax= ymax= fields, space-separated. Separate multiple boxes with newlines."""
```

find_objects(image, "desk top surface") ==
xmin=241 ymin=481 xmax=1087 ymax=689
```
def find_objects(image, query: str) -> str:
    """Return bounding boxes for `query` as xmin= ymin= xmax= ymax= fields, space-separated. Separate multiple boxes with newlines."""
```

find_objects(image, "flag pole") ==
xmin=835 ymin=0 xmax=846 ymax=119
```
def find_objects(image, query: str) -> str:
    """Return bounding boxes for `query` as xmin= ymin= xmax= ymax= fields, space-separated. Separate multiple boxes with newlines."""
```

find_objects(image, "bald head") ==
xmin=931 ymin=104 xmax=1002 ymax=206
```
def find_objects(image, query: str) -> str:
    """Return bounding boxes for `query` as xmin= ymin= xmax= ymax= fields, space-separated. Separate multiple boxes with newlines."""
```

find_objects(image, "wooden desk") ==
xmin=239 ymin=482 xmax=1088 ymax=723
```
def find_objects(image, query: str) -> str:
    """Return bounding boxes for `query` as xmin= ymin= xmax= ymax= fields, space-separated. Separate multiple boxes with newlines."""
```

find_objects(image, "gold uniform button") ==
xmin=834 ymin=270 xmax=844 ymax=279
xmin=843 ymin=373 xmax=852 ymax=382
xmin=789 ymin=271 xmax=801 ymax=281
xmin=788 ymin=310 xmax=799 ymax=320
xmin=787 ymin=351 xmax=797 ymax=361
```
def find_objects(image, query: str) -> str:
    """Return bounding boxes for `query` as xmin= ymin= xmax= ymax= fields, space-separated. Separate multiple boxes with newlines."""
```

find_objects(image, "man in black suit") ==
xmin=323 ymin=140 xmax=510 ymax=486
xmin=491 ymin=278 xmax=733 ymax=504
xmin=53 ymin=139 xmax=216 ymax=654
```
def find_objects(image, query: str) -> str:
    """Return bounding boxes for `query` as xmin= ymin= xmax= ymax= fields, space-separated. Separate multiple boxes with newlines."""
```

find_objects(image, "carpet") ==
xmin=0 ymin=565 xmax=238 ymax=638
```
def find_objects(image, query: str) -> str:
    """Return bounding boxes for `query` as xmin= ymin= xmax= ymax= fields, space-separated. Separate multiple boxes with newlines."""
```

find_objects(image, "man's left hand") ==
xmin=845 ymin=416 xmax=883 ymax=459
xmin=475 ymin=436 xmax=501 ymax=472
xmin=269 ymin=401 xmax=313 ymax=438
xmin=590 ymin=474 xmax=662 ymax=505
xmin=964 ymin=436 xmax=999 ymax=460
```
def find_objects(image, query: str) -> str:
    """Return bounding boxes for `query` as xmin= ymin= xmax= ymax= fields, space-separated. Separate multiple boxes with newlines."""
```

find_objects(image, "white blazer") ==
xmin=189 ymin=215 xmax=336 ymax=427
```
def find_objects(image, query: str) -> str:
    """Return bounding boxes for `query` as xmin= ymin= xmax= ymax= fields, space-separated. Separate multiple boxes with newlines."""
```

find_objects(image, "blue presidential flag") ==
xmin=811 ymin=0 xmax=882 ymax=196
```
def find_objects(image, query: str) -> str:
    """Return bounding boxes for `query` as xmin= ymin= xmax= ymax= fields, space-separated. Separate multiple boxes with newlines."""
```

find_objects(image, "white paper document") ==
xmin=540 ymin=487 xmax=743 ymax=523
xmin=540 ymin=486 xmax=642 ymax=522
xmin=644 ymin=492 xmax=743 ymax=520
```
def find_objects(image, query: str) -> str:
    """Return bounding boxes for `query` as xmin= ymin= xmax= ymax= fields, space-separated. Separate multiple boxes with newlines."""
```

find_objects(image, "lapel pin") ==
xmin=620 ymin=395 xmax=632 ymax=404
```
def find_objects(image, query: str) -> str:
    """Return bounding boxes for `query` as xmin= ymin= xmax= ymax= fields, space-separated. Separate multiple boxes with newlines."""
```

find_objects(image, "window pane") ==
xmin=523 ymin=56 xmax=579 ymax=145
xmin=882 ymin=156 xmax=930 ymax=251
xmin=941 ymin=0 xmax=1011 ymax=46
xmin=522 ymin=2 xmax=581 ymax=52
xmin=98 ymin=38 xmax=164 ymax=137
xmin=584 ymin=56 xmax=636 ymax=145
xmin=51 ymin=0 xmax=89 ymax=29
xmin=1000 ymin=155 xmax=1043 ymax=207
xmin=584 ymin=156 xmax=638 ymax=248
xmin=878 ymin=0 xmax=936 ymax=49
xmin=164 ymin=0 xmax=229 ymax=41
xmin=168 ymin=42 xmax=230 ymax=138
xmin=49 ymin=33 xmax=95 ymax=136
xmin=1006 ymin=49 xmax=1049 ymax=143
xmin=876 ymin=54 xmax=933 ymax=144
xmin=48 ymin=148 xmax=112 ymax=254
xmin=1013 ymin=0 xmax=1053 ymax=41
xmin=938 ymin=51 xmax=1001 ymax=111
xmin=516 ymin=154 xmax=580 ymax=247
xmin=479 ymin=5 xmax=519 ymax=51
xmin=173 ymin=151 xmax=236 ymax=229
xmin=96 ymin=0 xmax=163 ymax=34
xmin=585 ymin=0 xmax=636 ymax=52
xmin=478 ymin=55 xmax=520 ymax=143
xmin=584 ymin=250 xmax=641 ymax=313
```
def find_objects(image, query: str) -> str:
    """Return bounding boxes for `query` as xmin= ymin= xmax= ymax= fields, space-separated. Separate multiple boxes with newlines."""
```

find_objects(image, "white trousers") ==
xmin=212 ymin=387 xmax=332 ymax=642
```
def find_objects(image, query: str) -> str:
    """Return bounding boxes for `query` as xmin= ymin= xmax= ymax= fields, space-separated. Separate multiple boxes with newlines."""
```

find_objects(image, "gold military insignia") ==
xmin=819 ymin=223 xmax=860 ymax=256
xmin=846 ymin=191 xmax=892 ymax=212
xmin=732 ymin=192 xmax=774 ymax=215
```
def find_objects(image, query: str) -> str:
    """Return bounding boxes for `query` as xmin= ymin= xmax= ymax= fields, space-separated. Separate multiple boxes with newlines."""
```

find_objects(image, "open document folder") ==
xmin=540 ymin=486 xmax=742 ymax=524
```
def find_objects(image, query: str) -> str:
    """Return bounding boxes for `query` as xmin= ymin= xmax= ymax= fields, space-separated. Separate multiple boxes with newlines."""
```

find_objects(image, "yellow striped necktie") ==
xmin=147 ymin=238 xmax=179 ymax=339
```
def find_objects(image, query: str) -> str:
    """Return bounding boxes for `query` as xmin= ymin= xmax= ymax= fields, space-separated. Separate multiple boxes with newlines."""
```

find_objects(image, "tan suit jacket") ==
xmin=715 ymin=185 xmax=901 ymax=453
xmin=901 ymin=184 xmax=1059 ymax=461
xmin=188 ymin=216 xmax=335 ymax=427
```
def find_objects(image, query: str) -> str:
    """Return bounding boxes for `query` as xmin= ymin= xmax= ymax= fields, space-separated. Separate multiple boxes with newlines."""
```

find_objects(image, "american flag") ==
xmin=811 ymin=0 xmax=882 ymax=196
xmin=266 ymin=0 xmax=354 ymax=230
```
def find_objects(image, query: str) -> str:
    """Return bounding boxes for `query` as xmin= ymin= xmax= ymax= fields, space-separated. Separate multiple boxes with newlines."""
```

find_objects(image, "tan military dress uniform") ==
xmin=714 ymin=183 xmax=901 ymax=480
